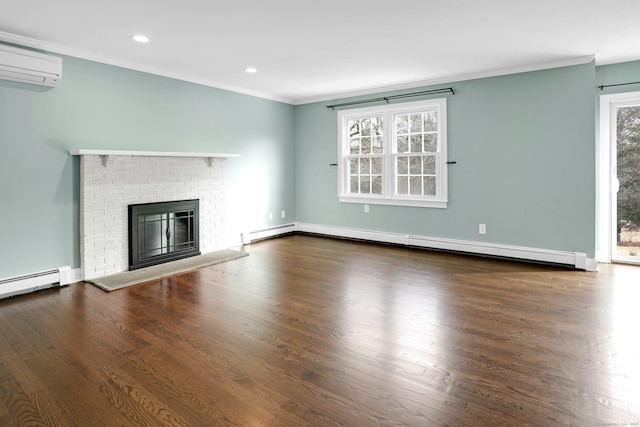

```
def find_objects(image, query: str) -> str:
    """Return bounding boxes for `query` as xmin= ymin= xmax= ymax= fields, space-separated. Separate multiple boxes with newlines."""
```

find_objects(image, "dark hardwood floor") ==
xmin=1 ymin=234 xmax=639 ymax=426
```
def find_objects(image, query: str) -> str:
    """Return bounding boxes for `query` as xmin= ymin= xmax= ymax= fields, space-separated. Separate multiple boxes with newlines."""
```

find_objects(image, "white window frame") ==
xmin=338 ymin=98 xmax=448 ymax=208
xmin=598 ymin=90 xmax=640 ymax=263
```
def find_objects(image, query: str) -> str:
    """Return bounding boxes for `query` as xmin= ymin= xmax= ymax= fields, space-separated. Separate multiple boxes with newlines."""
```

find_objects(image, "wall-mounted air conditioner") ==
xmin=0 ymin=43 xmax=62 ymax=87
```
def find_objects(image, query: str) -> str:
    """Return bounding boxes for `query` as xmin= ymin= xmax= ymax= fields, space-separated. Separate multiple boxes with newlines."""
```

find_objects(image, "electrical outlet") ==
xmin=364 ymin=204 xmax=369 ymax=213
xmin=269 ymin=212 xmax=273 ymax=220
xmin=479 ymin=224 xmax=486 ymax=235
xmin=281 ymin=210 xmax=286 ymax=219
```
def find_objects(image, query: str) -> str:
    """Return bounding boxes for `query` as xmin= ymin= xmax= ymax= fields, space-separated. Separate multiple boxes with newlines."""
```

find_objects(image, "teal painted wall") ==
xmin=0 ymin=53 xmax=295 ymax=279
xmin=0 ymin=49 xmax=607 ymax=280
xmin=295 ymin=63 xmax=597 ymax=257
xmin=596 ymin=60 xmax=640 ymax=95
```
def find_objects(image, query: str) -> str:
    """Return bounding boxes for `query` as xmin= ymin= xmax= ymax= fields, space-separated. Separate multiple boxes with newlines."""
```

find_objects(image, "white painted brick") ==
xmin=79 ymin=155 xmax=229 ymax=279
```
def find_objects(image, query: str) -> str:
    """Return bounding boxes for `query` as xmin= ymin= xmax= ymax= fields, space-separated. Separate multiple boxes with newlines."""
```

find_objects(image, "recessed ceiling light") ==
xmin=244 ymin=67 xmax=257 ymax=73
xmin=131 ymin=34 xmax=150 ymax=43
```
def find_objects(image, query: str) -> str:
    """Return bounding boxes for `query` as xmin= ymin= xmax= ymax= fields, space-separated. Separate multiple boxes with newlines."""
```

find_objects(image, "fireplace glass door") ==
xmin=129 ymin=200 xmax=200 ymax=270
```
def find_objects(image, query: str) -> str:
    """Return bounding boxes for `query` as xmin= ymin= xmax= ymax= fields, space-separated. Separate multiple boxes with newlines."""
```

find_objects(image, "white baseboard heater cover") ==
xmin=0 ymin=266 xmax=71 ymax=299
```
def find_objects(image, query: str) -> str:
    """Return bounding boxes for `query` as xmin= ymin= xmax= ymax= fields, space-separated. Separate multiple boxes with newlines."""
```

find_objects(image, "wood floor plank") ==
xmin=1 ymin=234 xmax=640 ymax=425
xmin=30 ymin=389 xmax=82 ymax=427
xmin=0 ymin=363 xmax=47 ymax=427
xmin=23 ymin=347 xmax=131 ymax=426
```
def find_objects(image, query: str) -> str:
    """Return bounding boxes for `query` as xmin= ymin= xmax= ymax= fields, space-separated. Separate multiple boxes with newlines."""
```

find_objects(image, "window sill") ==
xmin=339 ymin=195 xmax=447 ymax=209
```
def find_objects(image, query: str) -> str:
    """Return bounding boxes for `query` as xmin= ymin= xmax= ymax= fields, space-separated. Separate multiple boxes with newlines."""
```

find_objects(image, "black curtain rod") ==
xmin=598 ymin=81 xmax=640 ymax=90
xmin=326 ymin=87 xmax=455 ymax=110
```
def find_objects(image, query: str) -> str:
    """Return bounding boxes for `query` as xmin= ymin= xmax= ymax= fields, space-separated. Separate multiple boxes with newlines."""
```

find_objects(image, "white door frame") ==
xmin=598 ymin=91 xmax=640 ymax=263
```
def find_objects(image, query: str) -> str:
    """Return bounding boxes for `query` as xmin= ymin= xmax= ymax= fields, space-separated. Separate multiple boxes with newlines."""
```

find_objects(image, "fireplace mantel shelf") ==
xmin=70 ymin=149 xmax=240 ymax=158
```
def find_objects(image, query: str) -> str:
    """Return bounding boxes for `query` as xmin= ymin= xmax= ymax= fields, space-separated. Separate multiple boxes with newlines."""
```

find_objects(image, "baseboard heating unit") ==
xmin=0 ymin=266 xmax=72 ymax=299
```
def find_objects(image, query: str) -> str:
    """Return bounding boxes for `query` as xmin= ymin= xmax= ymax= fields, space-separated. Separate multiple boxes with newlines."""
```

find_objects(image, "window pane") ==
xmin=350 ymin=138 xmax=360 ymax=154
xmin=397 ymin=135 xmax=408 ymax=153
xmin=410 ymin=135 xmax=422 ymax=153
xmin=372 ymin=117 xmax=384 ymax=136
xmin=350 ymin=177 xmax=359 ymax=193
xmin=397 ymin=176 xmax=408 ymax=195
xmin=424 ymin=176 xmax=436 ymax=196
xmin=423 ymin=156 xmax=436 ymax=174
xmin=410 ymin=176 xmax=422 ymax=195
xmin=423 ymin=112 xmax=437 ymax=132
xmin=360 ymin=157 xmax=370 ymax=174
xmin=361 ymin=137 xmax=371 ymax=154
xmin=424 ymin=134 xmax=437 ymax=152
xmin=361 ymin=176 xmax=371 ymax=194
xmin=397 ymin=156 xmax=408 ymax=174
xmin=396 ymin=115 xmax=408 ymax=134
xmin=350 ymin=158 xmax=359 ymax=174
xmin=348 ymin=119 xmax=360 ymax=137
xmin=372 ymin=136 xmax=383 ymax=153
xmin=362 ymin=118 xmax=371 ymax=136
xmin=410 ymin=156 xmax=422 ymax=174
xmin=410 ymin=114 xmax=422 ymax=133
xmin=372 ymin=176 xmax=382 ymax=194
xmin=371 ymin=157 xmax=382 ymax=174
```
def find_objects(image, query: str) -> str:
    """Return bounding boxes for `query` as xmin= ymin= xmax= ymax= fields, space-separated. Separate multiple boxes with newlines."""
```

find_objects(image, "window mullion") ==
xmin=384 ymin=111 xmax=394 ymax=198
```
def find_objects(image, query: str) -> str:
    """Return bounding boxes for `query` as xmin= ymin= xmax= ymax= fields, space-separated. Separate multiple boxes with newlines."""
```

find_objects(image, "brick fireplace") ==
xmin=72 ymin=150 xmax=238 ymax=280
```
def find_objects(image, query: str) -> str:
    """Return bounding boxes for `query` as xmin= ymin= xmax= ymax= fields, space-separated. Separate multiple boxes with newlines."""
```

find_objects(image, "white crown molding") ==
xmin=0 ymin=30 xmax=595 ymax=106
xmin=0 ymin=31 xmax=295 ymax=104
xmin=294 ymin=55 xmax=596 ymax=105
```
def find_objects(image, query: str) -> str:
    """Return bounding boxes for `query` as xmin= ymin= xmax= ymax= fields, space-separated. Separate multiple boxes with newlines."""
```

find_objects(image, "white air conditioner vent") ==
xmin=0 ymin=43 xmax=62 ymax=87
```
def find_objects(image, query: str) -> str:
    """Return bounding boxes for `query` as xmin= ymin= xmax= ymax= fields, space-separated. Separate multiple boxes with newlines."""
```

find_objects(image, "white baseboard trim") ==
xmin=298 ymin=223 xmax=411 ymax=245
xmin=0 ymin=266 xmax=82 ymax=300
xmin=244 ymin=223 xmax=298 ymax=243
xmin=295 ymin=223 xmax=597 ymax=271
xmin=2 ymin=222 xmax=594 ymax=299
xmin=61 ymin=267 xmax=83 ymax=285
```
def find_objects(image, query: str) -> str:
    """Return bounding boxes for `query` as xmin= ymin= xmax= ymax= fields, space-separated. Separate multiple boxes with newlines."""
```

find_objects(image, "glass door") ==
xmin=613 ymin=103 xmax=640 ymax=263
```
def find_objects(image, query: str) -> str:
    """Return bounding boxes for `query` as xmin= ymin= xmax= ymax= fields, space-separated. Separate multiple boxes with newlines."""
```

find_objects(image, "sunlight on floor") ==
xmin=609 ymin=266 xmax=640 ymax=414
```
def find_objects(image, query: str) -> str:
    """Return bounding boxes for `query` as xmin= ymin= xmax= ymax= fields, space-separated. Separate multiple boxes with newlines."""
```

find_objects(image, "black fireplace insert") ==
xmin=128 ymin=199 xmax=200 ymax=270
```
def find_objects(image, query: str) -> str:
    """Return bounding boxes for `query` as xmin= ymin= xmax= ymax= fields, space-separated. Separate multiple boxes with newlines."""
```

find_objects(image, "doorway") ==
xmin=599 ymin=91 xmax=640 ymax=264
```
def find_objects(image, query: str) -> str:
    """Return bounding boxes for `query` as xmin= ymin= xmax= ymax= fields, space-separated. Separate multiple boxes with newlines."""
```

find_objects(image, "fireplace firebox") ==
xmin=128 ymin=200 xmax=200 ymax=270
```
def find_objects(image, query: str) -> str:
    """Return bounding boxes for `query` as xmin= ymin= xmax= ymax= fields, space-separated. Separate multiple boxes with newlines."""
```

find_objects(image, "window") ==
xmin=338 ymin=98 xmax=448 ymax=208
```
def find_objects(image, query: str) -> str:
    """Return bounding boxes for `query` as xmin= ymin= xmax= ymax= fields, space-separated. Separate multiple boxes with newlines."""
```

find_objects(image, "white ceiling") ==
xmin=2 ymin=0 xmax=640 ymax=104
